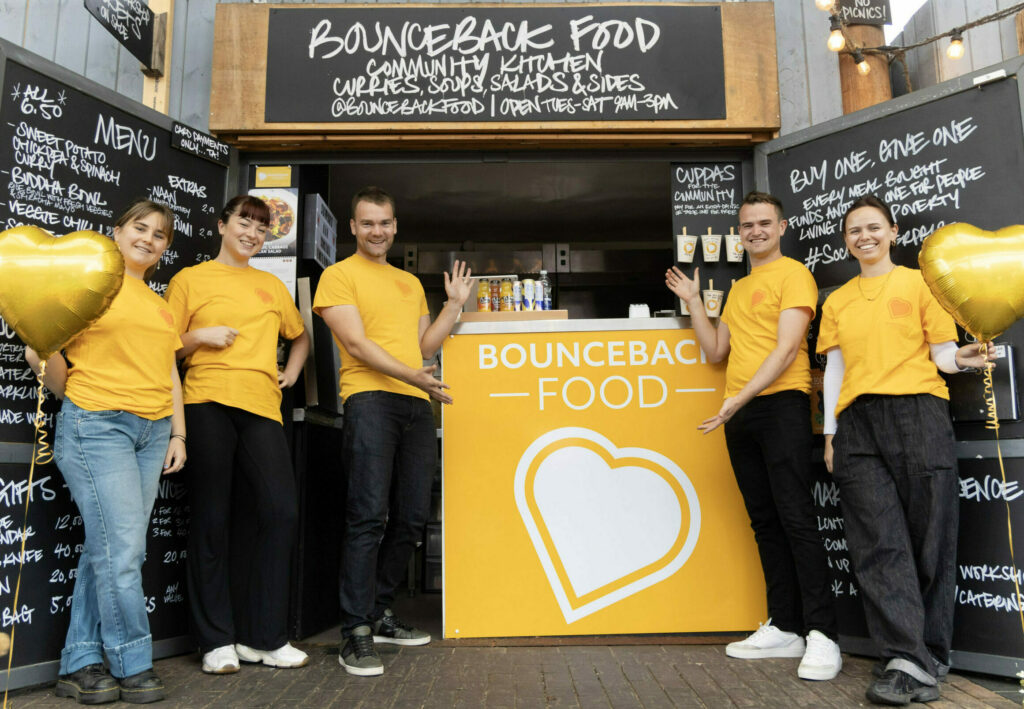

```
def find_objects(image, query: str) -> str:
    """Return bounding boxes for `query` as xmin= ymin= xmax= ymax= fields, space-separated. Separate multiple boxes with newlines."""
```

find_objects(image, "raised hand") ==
xmin=665 ymin=266 xmax=701 ymax=304
xmin=444 ymin=260 xmax=475 ymax=309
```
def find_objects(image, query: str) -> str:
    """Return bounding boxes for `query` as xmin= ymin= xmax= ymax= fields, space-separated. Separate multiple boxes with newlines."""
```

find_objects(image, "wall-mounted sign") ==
xmin=83 ymin=0 xmax=160 ymax=69
xmin=836 ymin=0 xmax=891 ymax=26
xmin=264 ymin=6 xmax=725 ymax=124
xmin=171 ymin=122 xmax=231 ymax=166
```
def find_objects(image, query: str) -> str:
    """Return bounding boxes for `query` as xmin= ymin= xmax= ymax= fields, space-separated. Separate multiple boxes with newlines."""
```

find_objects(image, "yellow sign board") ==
xmin=442 ymin=324 xmax=766 ymax=638
xmin=253 ymin=165 xmax=292 ymax=187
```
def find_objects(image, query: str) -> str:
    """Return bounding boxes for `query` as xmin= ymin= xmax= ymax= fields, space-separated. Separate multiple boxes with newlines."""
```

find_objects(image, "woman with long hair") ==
xmin=165 ymin=195 xmax=310 ymax=674
xmin=26 ymin=199 xmax=186 ymax=704
xmin=818 ymin=195 xmax=995 ymax=705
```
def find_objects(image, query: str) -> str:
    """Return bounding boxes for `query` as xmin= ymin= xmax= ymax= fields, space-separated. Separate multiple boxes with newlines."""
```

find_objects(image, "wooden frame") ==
xmin=210 ymin=2 xmax=780 ymax=150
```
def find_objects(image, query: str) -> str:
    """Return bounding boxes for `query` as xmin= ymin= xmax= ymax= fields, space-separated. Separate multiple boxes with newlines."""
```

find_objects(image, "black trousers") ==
xmin=724 ymin=390 xmax=837 ymax=639
xmin=184 ymin=402 xmax=298 ymax=653
xmin=833 ymin=394 xmax=958 ymax=684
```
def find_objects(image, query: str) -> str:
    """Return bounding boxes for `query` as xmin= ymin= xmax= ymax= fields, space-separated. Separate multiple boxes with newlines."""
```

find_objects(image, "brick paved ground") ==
xmin=7 ymin=643 xmax=1018 ymax=708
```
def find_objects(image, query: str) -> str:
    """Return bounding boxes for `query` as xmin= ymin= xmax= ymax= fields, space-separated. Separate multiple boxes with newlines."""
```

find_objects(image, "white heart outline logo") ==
xmin=514 ymin=427 xmax=702 ymax=624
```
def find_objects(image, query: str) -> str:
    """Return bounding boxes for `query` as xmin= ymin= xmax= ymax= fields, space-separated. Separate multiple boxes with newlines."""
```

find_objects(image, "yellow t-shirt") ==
xmin=312 ymin=254 xmax=430 ymax=402
xmin=165 ymin=260 xmax=304 ymax=423
xmin=817 ymin=265 xmax=957 ymax=418
xmin=720 ymin=256 xmax=817 ymax=398
xmin=64 ymin=276 xmax=181 ymax=420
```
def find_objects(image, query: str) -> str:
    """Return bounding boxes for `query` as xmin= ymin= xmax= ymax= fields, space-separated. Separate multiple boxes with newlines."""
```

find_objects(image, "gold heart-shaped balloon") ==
xmin=919 ymin=223 xmax=1024 ymax=342
xmin=0 ymin=225 xmax=124 ymax=359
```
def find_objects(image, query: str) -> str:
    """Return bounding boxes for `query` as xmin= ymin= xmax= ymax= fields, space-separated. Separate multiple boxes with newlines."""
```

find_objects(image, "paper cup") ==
xmin=701 ymin=234 xmax=722 ymax=262
xmin=676 ymin=234 xmax=698 ymax=263
xmin=703 ymin=289 xmax=724 ymax=318
xmin=725 ymin=234 xmax=745 ymax=262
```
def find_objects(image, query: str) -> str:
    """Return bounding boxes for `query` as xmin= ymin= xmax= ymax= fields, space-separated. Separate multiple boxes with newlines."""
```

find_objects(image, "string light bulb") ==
xmin=853 ymin=50 xmax=871 ymax=75
xmin=946 ymin=30 xmax=965 ymax=60
xmin=827 ymin=15 xmax=846 ymax=52
xmin=815 ymin=0 xmax=836 ymax=11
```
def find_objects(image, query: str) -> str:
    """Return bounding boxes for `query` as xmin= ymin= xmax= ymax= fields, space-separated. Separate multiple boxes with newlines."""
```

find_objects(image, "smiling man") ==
xmin=665 ymin=191 xmax=840 ymax=681
xmin=313 ymin=186 xmax=473 ymax=677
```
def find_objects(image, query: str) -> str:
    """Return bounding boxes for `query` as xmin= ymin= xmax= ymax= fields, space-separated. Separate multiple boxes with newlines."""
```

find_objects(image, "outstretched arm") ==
xmin=319 ymin=304 xmax=452 ymax=404
xmin=698 ymin=306 xmax=812 ymax=434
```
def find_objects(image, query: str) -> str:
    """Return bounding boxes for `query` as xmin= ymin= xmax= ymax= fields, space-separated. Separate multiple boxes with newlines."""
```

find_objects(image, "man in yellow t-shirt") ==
xmin=313 ymin=186 xmax=473 ymax=678
xmin=665 ymin=192 xmax=840 ymax=681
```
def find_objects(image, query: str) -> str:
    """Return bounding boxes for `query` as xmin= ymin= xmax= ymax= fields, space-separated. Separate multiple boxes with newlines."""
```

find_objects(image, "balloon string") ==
xmin=980 ymin=355 xmax=1024 ymax=642
xmin=3 ymin=362 xmax=49 ymax=709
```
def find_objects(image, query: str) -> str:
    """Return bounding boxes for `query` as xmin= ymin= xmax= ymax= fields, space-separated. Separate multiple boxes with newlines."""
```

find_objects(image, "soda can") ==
xmin=512 ymin=280 xmax=523 ymax=311
xmin=521 ymin=279 xmax=536 ymax=310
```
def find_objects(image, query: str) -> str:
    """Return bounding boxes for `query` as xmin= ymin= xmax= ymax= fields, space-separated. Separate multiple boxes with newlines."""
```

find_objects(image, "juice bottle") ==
xmin=499 ymin=278 xmax=513 ymax=311
xmin=490 ymin=279 xmax=500 ymax=312
xmin=476 ymin=279 xmax=490 ymax=312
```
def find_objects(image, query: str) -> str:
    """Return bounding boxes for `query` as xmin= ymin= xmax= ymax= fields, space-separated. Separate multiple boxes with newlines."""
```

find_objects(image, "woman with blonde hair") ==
xmin=27 ymin=199 xmax=186 ymax=704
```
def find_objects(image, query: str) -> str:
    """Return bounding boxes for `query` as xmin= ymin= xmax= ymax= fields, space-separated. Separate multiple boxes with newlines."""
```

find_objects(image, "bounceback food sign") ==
xmin=441 ymin=324 xmax=765 ymax=637
xmin=264 ymin=5 xmax=726 ymax=123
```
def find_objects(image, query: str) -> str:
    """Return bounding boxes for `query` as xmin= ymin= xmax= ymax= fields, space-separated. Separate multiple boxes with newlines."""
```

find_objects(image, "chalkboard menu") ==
xmin=0 ymin=41 xmax=227 ymax=674
xmin=265 ymin=6 xmax=725 ymax=123
xmin=762 ymin=77 xmax=1024 ymax=290
xmin=670 ymin=161 xmax=746 ymax=314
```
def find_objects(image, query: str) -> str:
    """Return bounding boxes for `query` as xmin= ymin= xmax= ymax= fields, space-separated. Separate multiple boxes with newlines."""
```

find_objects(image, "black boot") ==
xmin=117 ymin=669 xmax=165 ymax=704
xmin=55 ymin=664 xmax=119 ymax=705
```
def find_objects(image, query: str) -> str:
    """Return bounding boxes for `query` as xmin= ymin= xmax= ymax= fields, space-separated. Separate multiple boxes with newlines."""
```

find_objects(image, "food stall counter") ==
xmin=440 ymin=317 xmax=766 ymax=638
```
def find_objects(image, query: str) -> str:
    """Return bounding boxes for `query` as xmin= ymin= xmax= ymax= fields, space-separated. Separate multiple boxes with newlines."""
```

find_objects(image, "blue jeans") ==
xmin=54 ymin=398 xmax=171 ymax=678
xmin=339 ymin=391 xmax=436 ymax=634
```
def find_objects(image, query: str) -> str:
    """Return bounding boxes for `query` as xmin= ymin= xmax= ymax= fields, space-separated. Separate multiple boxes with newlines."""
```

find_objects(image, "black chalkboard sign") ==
xmin=83 ymin=0 xmax=157 ymax=69
xmin=669 ymin=161 xmax=746 ymax=314
xmin=265 ymin=6 xmax=725 ymax=123
xmin=0 ymin=40 xmax=227 ymax=676
xmin=762 ymin=77 xmax=1024 ymax=290
xmin=759 ymin=64 xmax=1024 ymax=675
xmin=836 ymin=0 xmax=891 ymax=27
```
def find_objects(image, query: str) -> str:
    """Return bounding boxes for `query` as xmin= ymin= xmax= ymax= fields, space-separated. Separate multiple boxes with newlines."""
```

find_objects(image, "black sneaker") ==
xmin=55 ymin=664 xmax=119 ymax=705
xmin=867 ymin=669 xmax=939 ymax=705
xmin=373 ymin=608 xmax=430 ymax=646
xmin=117 ymin=669 xmax=165 ymax=704
xmin=872 ymin=658 xmax=949 ymax=682
xmin=339 ymin=625 xmax=383 ymax=677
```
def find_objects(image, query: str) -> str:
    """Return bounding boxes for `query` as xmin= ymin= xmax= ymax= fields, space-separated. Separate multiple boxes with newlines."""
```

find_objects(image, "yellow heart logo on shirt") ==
xmin=514 ymin=428 xmax=701 ymax=623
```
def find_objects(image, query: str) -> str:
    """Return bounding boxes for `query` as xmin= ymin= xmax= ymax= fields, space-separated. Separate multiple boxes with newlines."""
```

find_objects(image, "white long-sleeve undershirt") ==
xmin=821 ymin=341 xmax=962 ymax=435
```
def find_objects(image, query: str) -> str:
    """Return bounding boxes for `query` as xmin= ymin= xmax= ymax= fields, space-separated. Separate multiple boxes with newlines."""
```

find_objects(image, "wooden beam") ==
xmin=839 ymin=24 xmax=892 ymax=115
xmin=142 ymin=0 xmax=174 ymax=114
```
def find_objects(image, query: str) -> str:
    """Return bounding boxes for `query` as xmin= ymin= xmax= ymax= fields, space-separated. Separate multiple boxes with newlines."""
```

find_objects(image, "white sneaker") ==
xmin=798 ymin=630 xmax=842 ymax=680
xmin=725 ymin=619 xmax=806 ymax=659
xmin=202 ymin=644 xmax=240 ymax=674
xmin=235 ymin=642 xmax=309 ymax=669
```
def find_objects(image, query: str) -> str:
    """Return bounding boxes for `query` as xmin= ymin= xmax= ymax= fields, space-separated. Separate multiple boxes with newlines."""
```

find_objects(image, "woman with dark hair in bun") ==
xmin=818 ymin=195 xmax=995 ymax=705
xmin=166 ymin=195 xmax=310 ymax=674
